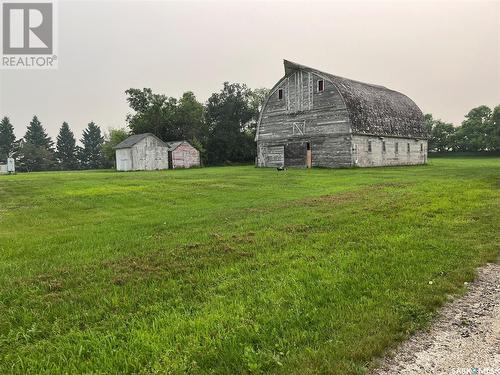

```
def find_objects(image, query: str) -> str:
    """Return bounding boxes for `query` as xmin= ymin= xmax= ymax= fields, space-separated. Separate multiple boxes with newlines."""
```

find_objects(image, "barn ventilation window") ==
xmin=317 ymin=80 xmax=324 ymax=92
xmin=368 ymin=141 xmax=372 ymax=152
xmin=278 ymin=89 xmax=283 ymax=100
xmin=407 ymin=143 xmax=410 ymax=153
xmin=382 ymin=141 xmax=386 ymax=153
xmin=395 ymin=142 xmax=399 ymax=154
xmin=420 ymin=143 xmax=424 ymax=152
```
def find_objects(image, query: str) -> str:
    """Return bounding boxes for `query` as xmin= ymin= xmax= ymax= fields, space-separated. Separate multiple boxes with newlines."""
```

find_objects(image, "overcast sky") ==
xmin=0 ymin=0 xmax=499 ymax=140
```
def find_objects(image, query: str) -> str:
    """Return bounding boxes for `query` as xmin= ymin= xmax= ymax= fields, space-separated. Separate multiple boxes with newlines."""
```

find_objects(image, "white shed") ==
xmin=114 ymin=133 xmax=169 ymax=171
xmin=0 ymin=158 xmax=15 ymax=175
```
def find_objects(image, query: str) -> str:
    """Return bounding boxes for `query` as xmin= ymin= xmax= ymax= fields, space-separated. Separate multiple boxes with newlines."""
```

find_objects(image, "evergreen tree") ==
xmin=24 ymin=115 xmax=54 ymax=149
xmin=0 ymin=117 xmax=16 ymax=161
xmin=17 ymin=141 xmax=56 ymax=172
xmin=80 ymin=122 xmax=105 ymax=169
xmin=18 ymin=116 xmax=56 ymax=171
xmin=56 ymin=122 xmax=79 ymax=170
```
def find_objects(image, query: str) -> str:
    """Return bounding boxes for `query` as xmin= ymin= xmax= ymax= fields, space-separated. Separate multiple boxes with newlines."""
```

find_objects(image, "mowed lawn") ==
xmin=0 ymin=158 xmax=499 ymax=374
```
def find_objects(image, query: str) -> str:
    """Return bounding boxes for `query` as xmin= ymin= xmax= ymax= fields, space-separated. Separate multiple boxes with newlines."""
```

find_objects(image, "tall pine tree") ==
xmin=24 ymin=116 xmax=54 ymax=149
xmin=18 ymin=116 xmax=56 ymax=171
xmin=56 ymin=122 xmax=79 ymax=170
xmin=0 ymin=117 xmax=16 ymax=161
xmin=80 ymin=122 xmax=104 ymax=169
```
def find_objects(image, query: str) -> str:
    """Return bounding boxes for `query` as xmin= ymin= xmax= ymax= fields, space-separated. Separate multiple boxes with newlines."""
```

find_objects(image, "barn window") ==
xmin=407 ymin=143 xmax=410 ymax=153
xmin=420 ymin=143 xmax=424 ymax=152
xmin=395 ymin=142 xmax=399 ymax=154
xmin=317 ymin=80 xmax=324 ymax=92
xmin=278 ymin=89 xmax=283 ymax=100
xmin=382 ymin=141 xmax=386 ymax=153
xmin=368 ymin=141 xmax=372 ymax=152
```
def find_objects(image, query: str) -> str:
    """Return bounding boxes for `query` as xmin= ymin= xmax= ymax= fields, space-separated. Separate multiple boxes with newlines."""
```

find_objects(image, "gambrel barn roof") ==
xmin=283 ymin=60 xmax=426 ymax=138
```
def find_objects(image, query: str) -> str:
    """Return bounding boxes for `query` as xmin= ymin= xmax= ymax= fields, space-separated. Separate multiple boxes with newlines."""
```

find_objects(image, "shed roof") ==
xmin=165 ymin=141 xmax=184 ymax=151
xmin=283 ymin=60 xmax=426 ymax=138
xmin=114 ymin=133 xmax=167 ymax=149
xmin=165 ymin=141 xmax=198 ymax=151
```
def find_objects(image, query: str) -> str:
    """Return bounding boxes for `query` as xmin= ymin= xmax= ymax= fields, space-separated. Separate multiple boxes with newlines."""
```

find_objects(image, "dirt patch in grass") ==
xmin=247 ymin=182 xmax=410 ymax=213
xmin=283 ymin=224 xmax=312 ymax=233
xmin=103 ymin=237 xmax=258 ymax=286
xmin=287 ymin=182 xmax=408 ymax=208
xmin=231 ymin=232 xmax=256 ymax=243
xmin=294 ymin=192 xmax=359 ymax=206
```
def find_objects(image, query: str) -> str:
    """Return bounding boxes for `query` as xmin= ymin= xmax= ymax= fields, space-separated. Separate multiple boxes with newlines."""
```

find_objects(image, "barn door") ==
xmin=306 ymin=142 xmax=312 ymax=168
xmin=284 ymin=142 xmax=308 ymax=168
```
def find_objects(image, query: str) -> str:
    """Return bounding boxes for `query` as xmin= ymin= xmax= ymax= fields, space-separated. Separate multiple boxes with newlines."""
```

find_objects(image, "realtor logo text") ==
xmin=1 ymin=1 xmax=57 ymax=69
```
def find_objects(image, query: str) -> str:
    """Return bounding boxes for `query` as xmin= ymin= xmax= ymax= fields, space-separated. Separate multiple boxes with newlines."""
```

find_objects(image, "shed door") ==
xmin=284 ymin=142 xmax=308 ymax=168
xmin=168 ymin=151 xmax=173 ymax=169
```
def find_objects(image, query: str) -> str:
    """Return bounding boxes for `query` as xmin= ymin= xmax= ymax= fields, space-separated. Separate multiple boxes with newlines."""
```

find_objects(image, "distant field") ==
xmin=0 ymin=158 xmax=499 ymax=374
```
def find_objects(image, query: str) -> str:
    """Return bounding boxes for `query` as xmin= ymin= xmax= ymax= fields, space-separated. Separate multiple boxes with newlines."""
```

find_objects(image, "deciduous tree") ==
xmin=205 ymin=82 xmax=259 ymax=165
xmin=458 ymin=105 xmax=492 ymax=151
xmin=102 ymin=128 xmax=129 ymax=166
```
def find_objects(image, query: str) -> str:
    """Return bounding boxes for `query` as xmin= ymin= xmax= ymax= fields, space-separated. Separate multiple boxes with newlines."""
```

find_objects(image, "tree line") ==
xmin=1 ymin=84 xmax=499 ymax=171
xmin=0 ymin=116 xmax=111 ymax=172
xmin=0 ymin=82 xmax=268 ymax=171
xmin=425 ymin=105 xmax=500 ymax=153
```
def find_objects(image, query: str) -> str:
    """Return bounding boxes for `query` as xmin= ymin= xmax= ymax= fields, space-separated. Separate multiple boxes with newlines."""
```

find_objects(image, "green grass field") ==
xmin=0 ymin=158 xmax=499 ymax=374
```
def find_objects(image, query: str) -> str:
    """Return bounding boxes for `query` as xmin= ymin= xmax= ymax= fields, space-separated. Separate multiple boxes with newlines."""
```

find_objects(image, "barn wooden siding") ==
xmin=257 ymin=69 xmax=352 ymax=168
xmin=256 ymin=60 xmax=428 ymax=168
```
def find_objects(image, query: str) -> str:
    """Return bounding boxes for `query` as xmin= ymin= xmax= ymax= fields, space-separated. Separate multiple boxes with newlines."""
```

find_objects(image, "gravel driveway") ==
xmin=375 ymin=263 xmax=500 ymax=375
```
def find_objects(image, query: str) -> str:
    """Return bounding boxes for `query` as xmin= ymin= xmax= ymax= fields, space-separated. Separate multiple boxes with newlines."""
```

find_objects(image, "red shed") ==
xmin=166 ymin=141 xmax=201 ymax=169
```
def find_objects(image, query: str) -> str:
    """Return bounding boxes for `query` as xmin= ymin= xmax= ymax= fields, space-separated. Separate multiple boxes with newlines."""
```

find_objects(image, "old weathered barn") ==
xmin=256 ymin=60 xmax=428 ymax=168
xmin=114 ymin=133 xmax=200 ymax=171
